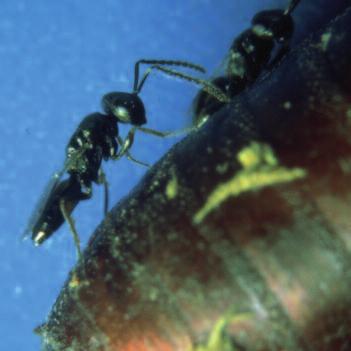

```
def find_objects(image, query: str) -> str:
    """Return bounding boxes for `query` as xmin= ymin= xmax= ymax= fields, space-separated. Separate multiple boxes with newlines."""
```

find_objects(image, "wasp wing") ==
xmin=22 ymin=141 xmax=95 ymax=242
xmin=22 ymin=167 xmax=66 ymax=241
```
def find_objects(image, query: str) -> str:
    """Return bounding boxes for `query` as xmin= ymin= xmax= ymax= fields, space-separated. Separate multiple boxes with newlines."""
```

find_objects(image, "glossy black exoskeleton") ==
xmin=25 ymin=59 xmax=227 ymax=257
xmin=193 ymin=0 xmax=301 ymax=126
xmin=29 ymin=176 xmax=89 ymax=247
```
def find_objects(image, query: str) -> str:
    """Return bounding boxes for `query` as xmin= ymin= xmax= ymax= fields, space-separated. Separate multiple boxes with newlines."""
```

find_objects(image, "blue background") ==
xmin=0 ymin=0 xmax=287 ymax=350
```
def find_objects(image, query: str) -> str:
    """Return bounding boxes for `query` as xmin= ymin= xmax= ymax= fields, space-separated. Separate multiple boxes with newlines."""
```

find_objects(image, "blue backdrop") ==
xmin=0 ymin=0 xmax=286 ymax=349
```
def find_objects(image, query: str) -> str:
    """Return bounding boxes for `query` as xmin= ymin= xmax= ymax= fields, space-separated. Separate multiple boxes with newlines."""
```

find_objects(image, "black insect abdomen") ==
xmin=32 ymin=177 xmax=84 ymax=244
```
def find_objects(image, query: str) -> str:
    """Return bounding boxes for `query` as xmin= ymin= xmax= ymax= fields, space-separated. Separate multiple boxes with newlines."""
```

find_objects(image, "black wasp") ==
xmin=23 ymin=59 xmax=228 ymax=258
xmin=193 ymin=0 xmax=301 ymax=126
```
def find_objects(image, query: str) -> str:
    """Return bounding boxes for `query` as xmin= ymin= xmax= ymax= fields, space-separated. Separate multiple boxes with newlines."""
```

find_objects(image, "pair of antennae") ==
xmin=133 ymin=59 xmax=230 ymax=103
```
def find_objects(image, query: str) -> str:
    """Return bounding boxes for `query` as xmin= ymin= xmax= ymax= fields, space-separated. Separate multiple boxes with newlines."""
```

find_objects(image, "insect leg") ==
xmin=126 ymin=154 xmax=150 ymax=167
xmin=136 ymin=125 xmax=196 ymax=138
xmin=59 ymin=198 xmax=82 ymax=261
xmin=97 ymin=168 xmax=109 ymax=216
xmin=115 ymin=133 xmax=150 ymax=167
xmin=266 ymin=43 xmax=290 ymax=70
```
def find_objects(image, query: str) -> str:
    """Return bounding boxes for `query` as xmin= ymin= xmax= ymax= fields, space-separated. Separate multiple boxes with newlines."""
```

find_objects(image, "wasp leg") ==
xmin=125 ymin=153 xmax=150 ymax=167
xmin=97 ymin=168 xmax=109 ymax=216
xmin=266 ymin=44 xmax=290 ymax=70
xmin=115 ymin=132 xmax=150 ymax=167
xmin=59 ymin=198 xmax=82 ymax=261
xmin=137 ymin=125 xmax=196 ymax=138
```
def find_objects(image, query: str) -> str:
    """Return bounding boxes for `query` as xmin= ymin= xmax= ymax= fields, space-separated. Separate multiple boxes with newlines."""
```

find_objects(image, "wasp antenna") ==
xmin=134 ymin=59 xmax=206 ymax=92
xmin=152 ymin=65 xmax=230 ymax=103
xmin=137 ymin=59 xmax=206 ymax=73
